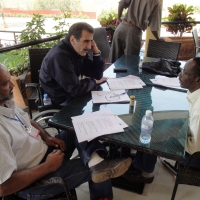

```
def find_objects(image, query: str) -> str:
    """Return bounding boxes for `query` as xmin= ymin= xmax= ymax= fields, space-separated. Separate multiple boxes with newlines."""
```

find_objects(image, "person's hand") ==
xmin=116 ymin=19 xmax=122 ymax=27
xmin=95 ymin=77 xmax=107 ymax=84
xmin=91 ymin=40 xmax=100 ymax=54
xmin=158 ymin=37 xmax=165 ymax=42
xmin=45 ymin=150 xmax=64 ymax=172
xmin=44 ymin=137 xmax=66 ymax=152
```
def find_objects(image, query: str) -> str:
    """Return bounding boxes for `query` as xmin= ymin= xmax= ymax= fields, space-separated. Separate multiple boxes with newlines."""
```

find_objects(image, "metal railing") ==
xmin=161 ymin=21 xmax=200 ymax=25
xmin=0 ymin=30 xmax=21 ymax=44
xmin=0 ymin=34 xmax=66 ymax=53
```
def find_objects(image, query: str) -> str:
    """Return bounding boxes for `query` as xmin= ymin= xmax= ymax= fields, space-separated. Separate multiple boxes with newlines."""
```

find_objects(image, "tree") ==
xmin=0 ymin=1 xmax=8 ymax=28
xmin=33 ymin=0 xmax=81 ymax=11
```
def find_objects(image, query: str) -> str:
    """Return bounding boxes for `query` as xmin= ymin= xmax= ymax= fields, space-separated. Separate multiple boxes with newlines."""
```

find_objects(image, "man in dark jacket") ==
xmin=39 ymin=22 xmax=131 ymax=199
xmin=40 ymin=22 xmax=107 ymax=105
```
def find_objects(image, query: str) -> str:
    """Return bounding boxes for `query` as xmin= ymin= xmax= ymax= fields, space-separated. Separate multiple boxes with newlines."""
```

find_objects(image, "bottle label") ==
xmin=141 ymin=124 xmax=152 ymax=131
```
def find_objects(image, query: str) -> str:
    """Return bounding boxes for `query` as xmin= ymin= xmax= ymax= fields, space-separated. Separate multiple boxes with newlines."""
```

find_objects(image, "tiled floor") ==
xmin=75 ymin=158 xmax=199 ymax=200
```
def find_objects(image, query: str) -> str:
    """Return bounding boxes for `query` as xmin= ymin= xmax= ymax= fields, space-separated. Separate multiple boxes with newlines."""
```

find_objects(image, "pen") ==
xmin=109 ymin=92 xmax=126 ymax=98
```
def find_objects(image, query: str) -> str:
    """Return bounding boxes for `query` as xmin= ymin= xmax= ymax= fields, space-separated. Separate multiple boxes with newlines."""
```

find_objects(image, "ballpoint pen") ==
xmin=109 ymin=92 xmax=126 ymax=98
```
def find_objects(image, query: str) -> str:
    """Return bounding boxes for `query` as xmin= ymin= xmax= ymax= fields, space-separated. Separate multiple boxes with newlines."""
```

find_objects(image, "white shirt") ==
xmin=0 ymin=100 xmax=47 ymax=184
xmin=186 ymin=88 xmax=200 ymax=154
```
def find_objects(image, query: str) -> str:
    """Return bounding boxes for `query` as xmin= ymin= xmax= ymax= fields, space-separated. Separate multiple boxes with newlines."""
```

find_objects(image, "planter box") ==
xmin=165 ymin=37 xmax=194 ymax=60
xmin=11 ymin=72 xmax=31 ymax=111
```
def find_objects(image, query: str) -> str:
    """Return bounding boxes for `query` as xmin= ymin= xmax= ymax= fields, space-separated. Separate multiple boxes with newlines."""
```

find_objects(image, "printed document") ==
xmin=72 ymin=109 xmax=128 ymax=142
xmin=150 ymin=76 xmax=180 ymax=87
xmin=91 ymin=89 xmax=130 ymax=103
xmin=107 ymin=75 xmax=145 ymax=90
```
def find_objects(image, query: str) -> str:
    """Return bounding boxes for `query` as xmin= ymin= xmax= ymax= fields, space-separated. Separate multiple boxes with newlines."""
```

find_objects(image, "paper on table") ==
xmin=91 ymin=89 xmax=130 ymax=103
xmin=72 ymin=113 xmax=124 ymax=143
xmin=150 ymin=77 xmax=180 ymax=87
xmin=126 ymin=75 xmax=146 ymax=86
xmin=72 ymin=109 xmax=128 ymax=129
xmin=107 ymin=76 xmax=143 ymax=90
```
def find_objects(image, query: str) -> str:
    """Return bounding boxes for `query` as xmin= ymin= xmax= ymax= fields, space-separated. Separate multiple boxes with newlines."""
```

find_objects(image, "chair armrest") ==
xmin=19 ymin=69 xmax=29 ymax=99
xmin=28 ymin=177 xmax=72 ymax=199
xmin=25 ymin=83 xmax=38 ymax=88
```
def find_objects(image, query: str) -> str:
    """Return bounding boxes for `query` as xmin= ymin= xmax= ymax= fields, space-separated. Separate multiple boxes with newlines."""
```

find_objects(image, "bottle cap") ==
xmin=130 ymin=95 xmax=135 ymax=100
xmin=146 ymin=110 xmax=152 ymax=115
xmin=43 ymin=94 xmax=48 ymax=98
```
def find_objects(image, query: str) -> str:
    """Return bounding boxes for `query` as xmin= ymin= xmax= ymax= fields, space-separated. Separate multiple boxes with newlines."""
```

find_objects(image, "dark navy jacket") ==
xmin=39 ymin=38 xmax=105 ymax=105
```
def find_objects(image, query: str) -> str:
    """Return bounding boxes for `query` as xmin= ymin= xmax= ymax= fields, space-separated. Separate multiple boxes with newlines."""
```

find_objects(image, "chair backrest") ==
xmin=29 ymin=48 xmax=51 ymax=83
xmin=171 ymin=151 xmax=200 ymax=200
xmin=147 ymin=39 xmax=181 ymax=60
xmin=93 ymin=27 xmax=110 ymax=60
xmin=192 ymin=28 xmax=200 ymax=56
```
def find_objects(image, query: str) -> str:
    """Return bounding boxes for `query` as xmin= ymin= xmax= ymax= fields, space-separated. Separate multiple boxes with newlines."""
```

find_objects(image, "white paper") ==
xmin=72 ymin=115 xmax=124 ymax=143
xmin=150 ymin=77 xmax=180 ymax=87
xmin=72 ymin=109 xmax=128 ymax=129
xmin=91 ymin=90 xmax=130 ymax=103
xmin=107 ymin=76 xmax=144 ymax=90
xmin=126 ymin=75 xmax=146 ymax=86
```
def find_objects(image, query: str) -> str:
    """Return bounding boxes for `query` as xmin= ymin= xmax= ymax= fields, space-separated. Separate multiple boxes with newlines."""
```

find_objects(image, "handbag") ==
xmin=142 ymin=58 xmax=181 ymax=77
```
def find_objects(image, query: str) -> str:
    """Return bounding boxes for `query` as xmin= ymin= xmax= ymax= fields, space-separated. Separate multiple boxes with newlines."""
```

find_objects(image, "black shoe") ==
xmin=90 ymin=157 xmax=132 ymax=183
xmin=123 ymin=170 xmax=154 ymax=184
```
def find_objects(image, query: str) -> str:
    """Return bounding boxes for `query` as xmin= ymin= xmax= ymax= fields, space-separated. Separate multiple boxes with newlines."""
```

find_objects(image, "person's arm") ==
xmin=30 ymin=120 xmax=66 ymax=151
xmin=0 ymin=150 xmax=64 ymax=197
xmin=186 ymin=114 xmax=200 ymax=154
xmin=151 ymin=31 xmax=165 ymax=42
xmin=116 ymin=3 xmax=124 ymax=26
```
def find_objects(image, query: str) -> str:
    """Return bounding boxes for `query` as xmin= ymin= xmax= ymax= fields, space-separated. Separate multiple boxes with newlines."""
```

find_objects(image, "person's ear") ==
xmin=196 ymin=76 xmax=200 ymax=83
xmin=70 ymin=35 xmax=76 ymax=46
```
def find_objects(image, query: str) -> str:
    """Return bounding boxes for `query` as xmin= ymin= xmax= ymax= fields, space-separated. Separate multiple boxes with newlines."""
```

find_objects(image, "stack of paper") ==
xmin=150 ymin=76 xmax=180 ymax=87
xmin=107 ymin=75 xmax=146 ymax=90
xmin=91 ymin=89 xmax=130 ymax=103
xmin=72 ymin=109 xmax=128 ymax=143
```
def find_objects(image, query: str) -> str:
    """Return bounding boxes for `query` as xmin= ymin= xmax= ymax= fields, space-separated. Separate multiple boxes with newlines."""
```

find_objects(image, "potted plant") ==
xmin=97 ymin=9 xmax=118 ymax=45
xmin=162 ymin=4 xmax=196 ymax=60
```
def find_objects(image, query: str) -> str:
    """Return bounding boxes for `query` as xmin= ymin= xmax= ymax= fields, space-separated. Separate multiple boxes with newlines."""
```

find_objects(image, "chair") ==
xmin=192 ymin=28 xmax=200 ymax=57
xmin=2 ymin=177 xmax=77 ymax=200
xmin=147 ymin=39 xmax=181 ymax=60
xmin=20 ymin=48 xmax=51 ymax=118
xmin=171 ymin=151 xmax=200 ymax=200
xmin=93 ymin=27 xmax=111 ymax=70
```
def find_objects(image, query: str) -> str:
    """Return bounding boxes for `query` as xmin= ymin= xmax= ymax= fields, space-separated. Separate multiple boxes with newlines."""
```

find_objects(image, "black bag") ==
xmin=142 ymin=58 xmax=181 ymax=77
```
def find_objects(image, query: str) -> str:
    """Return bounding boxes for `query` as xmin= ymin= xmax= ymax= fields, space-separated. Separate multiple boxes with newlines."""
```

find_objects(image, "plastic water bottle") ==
xmin=139 ymin=59 xmax=143 ymax=74
xmin=43 ymin=94 xmax=52 ymax=106
xmin=140 ymin=110 xmax=154 ymax=144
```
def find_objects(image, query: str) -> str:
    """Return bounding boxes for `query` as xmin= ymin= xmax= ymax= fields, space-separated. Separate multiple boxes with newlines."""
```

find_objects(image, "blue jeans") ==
xmin=17 ymin=131 xmax=113 ymax=200
xmin=132 ymin=151 xmax=157 ymax=173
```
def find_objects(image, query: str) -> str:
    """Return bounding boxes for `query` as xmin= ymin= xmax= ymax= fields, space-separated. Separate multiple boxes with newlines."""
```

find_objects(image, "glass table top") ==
xmin=49 ymin=55 xmax=188 ymax=161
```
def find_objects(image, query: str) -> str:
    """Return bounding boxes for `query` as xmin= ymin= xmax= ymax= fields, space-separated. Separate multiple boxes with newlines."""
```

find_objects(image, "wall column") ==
xmin=144 ymin=0 xmax=163 ymax=56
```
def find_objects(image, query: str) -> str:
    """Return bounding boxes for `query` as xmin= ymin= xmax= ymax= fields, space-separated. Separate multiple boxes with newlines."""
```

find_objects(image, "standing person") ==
xmin=123 ymin=57 xmax=200 ymax=183
xmin=0 ymin=64 xmax=132 ymax=200
xmin=109 ymin=0 xmax=164 ymax=63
